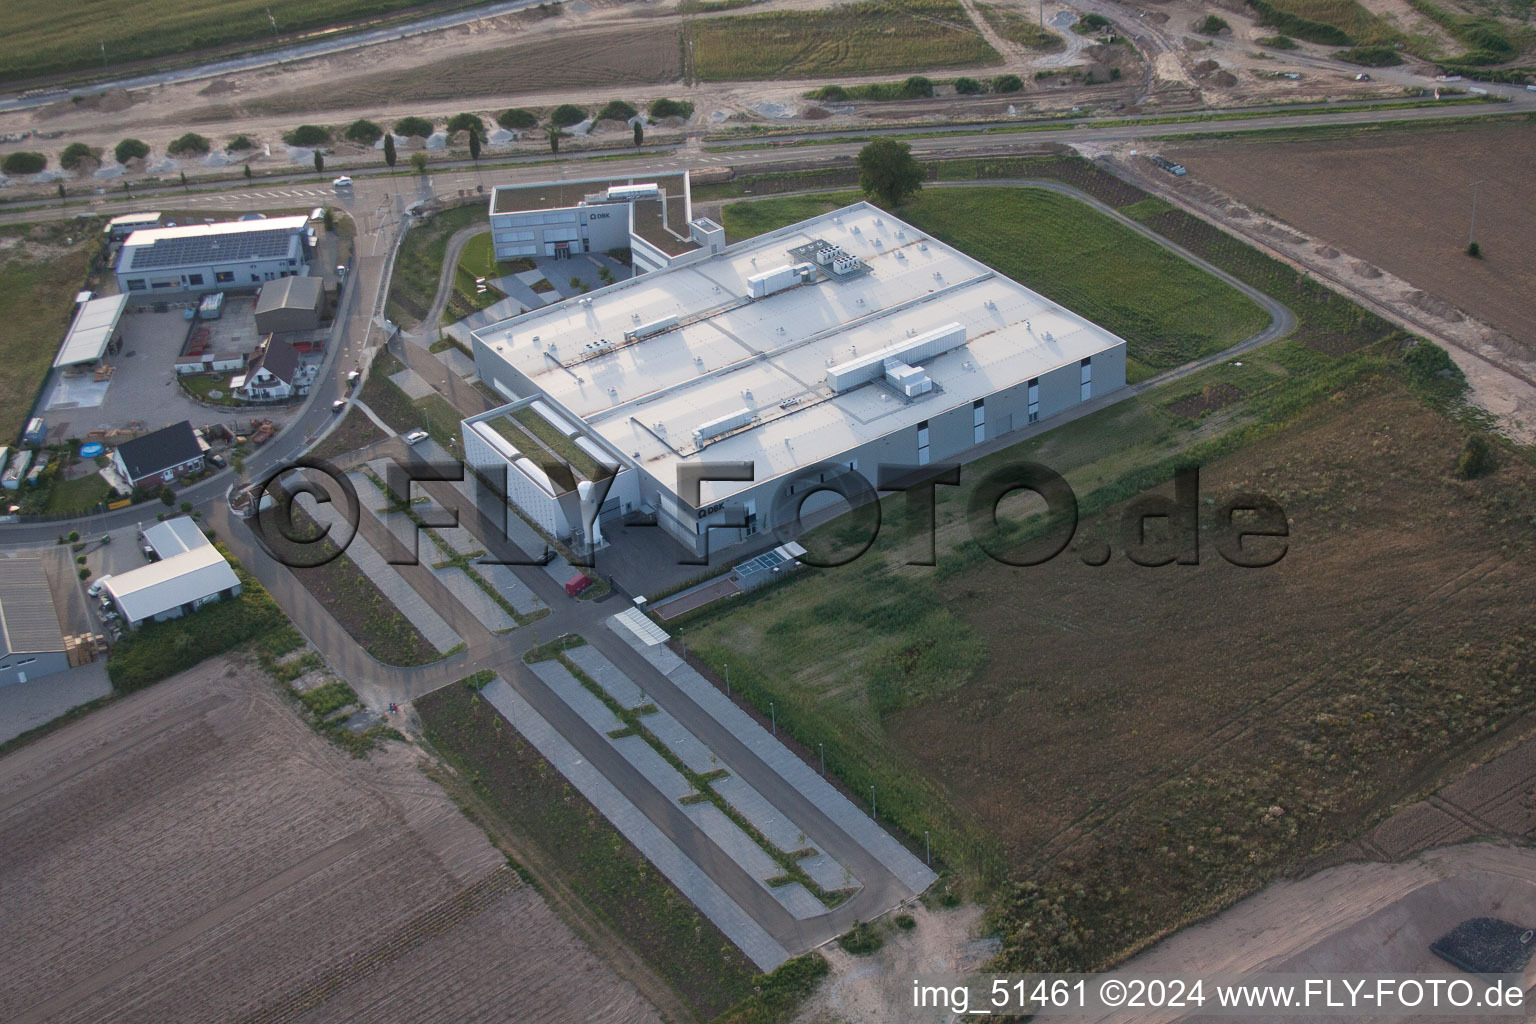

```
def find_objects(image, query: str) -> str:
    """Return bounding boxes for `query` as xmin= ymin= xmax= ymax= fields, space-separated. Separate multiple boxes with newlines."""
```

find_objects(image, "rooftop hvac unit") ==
xmin=746 ymin=262 xmax=812 ymax=299
xmin=692 ymin=406 xmax=755 ymax=444
xmin=825 ymin=321 xmax=966 ymax=392
xmin=884 ymin=359 xmax=933 ymax=397
xmin=832 ymin=254 xmax=861 ymax=275
xmin=815 ymin=246 xmax=840 ymax=266
xmin=606 ymin=183 xmax=660 ymax=201
xmin=623 ymin=314 xmax=680 ymax=343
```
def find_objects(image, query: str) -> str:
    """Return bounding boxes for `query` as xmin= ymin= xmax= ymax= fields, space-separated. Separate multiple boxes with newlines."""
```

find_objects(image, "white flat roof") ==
xmin=104 ymin=521 xmax=238 ymax=623
xmin=144 ymin=516 xmax=208 ymax=559
xmin=472 ymin=201 xmax=1127 ymax=504
xmin=55 ymin=292 xmax=128 ymax=368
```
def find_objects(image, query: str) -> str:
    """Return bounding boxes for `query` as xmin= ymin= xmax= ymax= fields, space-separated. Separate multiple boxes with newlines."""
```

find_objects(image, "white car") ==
xmin=402 ymin=429 xmax=429 ymax=445
xmin=87 ymin=574 xmax=112 ymax=597
xmin=332 ymin=398 xmax=348 ymax=414
xmin=332 ymin=176 xmax=353 ymax=190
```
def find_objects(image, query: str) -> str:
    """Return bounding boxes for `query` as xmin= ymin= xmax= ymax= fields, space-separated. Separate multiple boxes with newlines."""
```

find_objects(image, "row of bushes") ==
xmin=1246 ymin=0 xmax=1353 ymax=45
xmin=809 ymin=73 xmax=1022 ymax=102
xmin=1336 ymin=44 xmax=1404 ymax=66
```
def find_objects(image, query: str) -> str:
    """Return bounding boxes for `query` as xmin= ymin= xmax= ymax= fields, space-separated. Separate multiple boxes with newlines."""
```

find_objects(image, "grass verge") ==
xmin=384 ymin=203 xmax=486 ymax=330
xmin=722 ymin=186 xmax=1269 ymax=378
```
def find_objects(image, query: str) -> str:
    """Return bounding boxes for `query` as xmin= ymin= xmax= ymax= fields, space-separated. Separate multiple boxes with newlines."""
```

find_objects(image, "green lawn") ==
xmin=686 ymin=0 xmax=1002 ymax=81
xmin=722 ymin=187 xmax=1270 ymax=378
xmin=0 ymin=219 xmax=99 ymax=445
xmin=441 ymin=231 xmax=527 ymax=327
xmin=358 ymin=350 xmax=466 ymax=452
xmin=385 ymin=204 xmax=486 ymax=330
xmin=43 ymin=470 xmax=112 ymax=514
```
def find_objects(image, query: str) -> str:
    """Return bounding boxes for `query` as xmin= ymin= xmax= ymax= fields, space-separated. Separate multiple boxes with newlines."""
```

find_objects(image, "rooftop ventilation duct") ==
xmin=825 ymin=321 xmax=966 ymax=392
xmin=692 ymin=406 xmax=755 ymax=445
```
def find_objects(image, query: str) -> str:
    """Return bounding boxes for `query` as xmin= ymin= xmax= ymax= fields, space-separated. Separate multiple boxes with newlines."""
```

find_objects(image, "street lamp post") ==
xmin=769 ymin=700 xmax=776 ymax=735
xmin=725 ymin=663 xmax=730 ymax=697
xmin=1469 ymin=180 xmax=1485 ymax=247
xmin=819 ymin=742 xmax=824 ymax=776
xmin=925 ymin=829 xmax=931 ymax=865
xmin=871 ymin=785 xmax=877 ymax=821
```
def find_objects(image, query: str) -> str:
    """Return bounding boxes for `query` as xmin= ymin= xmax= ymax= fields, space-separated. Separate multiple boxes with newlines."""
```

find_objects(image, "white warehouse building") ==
xmin=116 ymin=216 xmax=311 ymax=294
xmin=467 ymin=200 xmax=1128 ymax=559
xmin=489 ymin=172 xmax=724 ymax=275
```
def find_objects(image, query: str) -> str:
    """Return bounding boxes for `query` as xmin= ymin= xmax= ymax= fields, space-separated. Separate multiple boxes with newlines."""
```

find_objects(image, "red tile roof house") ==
xmin=111 ymin=421 xmax=207 ymax=491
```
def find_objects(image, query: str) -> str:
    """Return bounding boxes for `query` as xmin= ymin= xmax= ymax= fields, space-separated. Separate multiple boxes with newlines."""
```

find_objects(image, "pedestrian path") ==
xmin=610 ymin=619 xmax=938 ymax=894
xmin=480 ymin=676 xmax=790 ymax=970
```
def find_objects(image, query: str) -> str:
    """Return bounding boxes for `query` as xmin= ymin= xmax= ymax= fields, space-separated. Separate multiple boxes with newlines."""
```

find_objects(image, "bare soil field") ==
xmin=0 ymin=656 xmax=660 ymax=1024
xmin=1169 ymin=124 xmax=1536 ymax=348
xmin=241 ymin=23 xmax=682 ymax=118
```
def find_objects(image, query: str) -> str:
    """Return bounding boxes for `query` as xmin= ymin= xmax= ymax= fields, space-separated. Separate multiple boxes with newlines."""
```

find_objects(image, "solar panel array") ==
xmin=127 ymin=227 xmax=296 ymax=270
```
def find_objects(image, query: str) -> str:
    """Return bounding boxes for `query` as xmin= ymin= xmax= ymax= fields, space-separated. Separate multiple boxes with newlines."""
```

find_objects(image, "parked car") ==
xmin=209 ymin=452 xmax=227 ymax=468
xmin=1354 ymin=72 xmax=1371 ymax=81
xmin=332 ymin=176 xmax=353 ymax=190
xmin=402 ymin=429 xmax=428 ymax=445
xmin=142 ymin=544 xmax=156 ymax=561
xmin=87 ymin=574 xmax=112 ymax=597
xmin=332 ymin=398 xmax=347 ymax=414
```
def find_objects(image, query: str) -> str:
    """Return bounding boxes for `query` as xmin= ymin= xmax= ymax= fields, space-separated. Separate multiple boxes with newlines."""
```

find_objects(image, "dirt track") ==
xmin=0 ymin=656 xmax=660 ymax=1024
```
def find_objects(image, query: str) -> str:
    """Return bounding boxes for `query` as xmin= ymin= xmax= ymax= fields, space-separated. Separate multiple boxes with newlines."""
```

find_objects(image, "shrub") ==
xmin=990 ymin=73 xmax=1024 ymax=92
xmin=343 ymin=119 xmax=383 ymax=144
xmin=1076 ymin=12 xmax=1110 ymax=31
xmin=549 ymin=103 xmax=587 ymax=128
xmin=894 ymin=912 xmax=916 ymax=930
xmin=75 ymin=554 xmax=86 ymax=565
xmin=392 ymin=115 xmax=434 ymax=138
xmin=497 ymin=107 xmax=538 ymax=130
xmin=807 ymin=84 xmax=849 ymax=101
xmin=1456 ymin=434 xmax=1496 ymax=479
xmin=595 ymin=99 xmax=638 ymax=122
xmin=1197 ymin=14 xmax=1230 ymax=34
xmin=159 ymin=485 xmax=175 ymax=506
xmin=167 ymin=132 xmax=210 ymax=156
xmin=409 ymin=151 xmax=428 ymax=173
xmin=79 ymin=567 xmax=91 ymax=580
xmin=2 ymin=151 xmax=46 ymax=175
xmin=648 ymin=97 xmax=695 ymax=119
xmin=1246 ymin=0 xmax=1352 ymax=45
xmin=67 ymin=530 xmax=79 ymax=542
xmin=445 ymin=112 xmax=484 ymax=136
xmin=1336 ymin=45 xmax=1403 ymax=66
xmin=115 ymin=138 xmax=150 ymax=163
xmin=837 ymin=920 xmax=885 ymax=955
xmin=283 ymin=124 xmax=330 ymax=146
xmin=953 ymin=76 xmax=982 ymax=94
xmin=227 ymin=134 xmax=254 ymax=151
xmin=1467 ymin=241 xmax=1481 ymax=258
xmin=59 ymin=142 xmax=94 ymax=169
xmin=1256 ymin=34 xmax=1298 ymax=48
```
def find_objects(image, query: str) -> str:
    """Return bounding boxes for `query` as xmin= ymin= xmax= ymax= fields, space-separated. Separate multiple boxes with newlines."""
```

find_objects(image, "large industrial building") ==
xmin=102 ymin=518 xmax=241 ymax=628
xmin=489 ymin=172 xmax=724 ymax=274
xmin=466 ymin=200 xmax=1128 ymax=559
xmin=115 ymin=216 xmax=310 ymax=294
xmin=0 ymin=558 xmax=69 ymax=687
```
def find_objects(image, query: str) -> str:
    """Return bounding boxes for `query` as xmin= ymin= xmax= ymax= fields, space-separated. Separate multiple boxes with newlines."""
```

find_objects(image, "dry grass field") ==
xmin=0 ymin=657 xmax=659 ymax=1024
xmin=241 ymin=25 xmax=681 ymax=117
xmin=1169 ymin=124 xmax=1536 ymax=349
xmin=688 ymin=371 xmax=1536 ymax=972
xmin=684 ymin=0 xmax=1001 ymax=81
